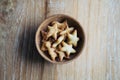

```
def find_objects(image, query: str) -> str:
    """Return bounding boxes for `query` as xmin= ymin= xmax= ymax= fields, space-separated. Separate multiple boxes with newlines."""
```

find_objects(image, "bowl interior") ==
xmin=35 ymin=14 xmax=85 ymax=64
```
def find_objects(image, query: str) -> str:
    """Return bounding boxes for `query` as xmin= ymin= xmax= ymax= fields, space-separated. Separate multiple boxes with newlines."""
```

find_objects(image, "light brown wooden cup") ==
xmin=35 ymin=14 xmax=85 ymax=64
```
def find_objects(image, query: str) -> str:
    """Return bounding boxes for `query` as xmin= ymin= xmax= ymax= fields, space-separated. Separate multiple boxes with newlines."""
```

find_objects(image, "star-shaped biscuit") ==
xmin=60 ymin=42 xmax=76 ymax=57
xmin=41 ymin=30 xmax=47 ymax=41
xmin=56 ymin=50 xmax=66 ymax=61
xmin=45 ymin=41 xmax=57 ymax=60
xmin=52 ymin=20 xmax=67 ymax=30
xmin=60 ymin=26 xmax=74 ymax=35
xmin=47 ymin=24 xmax=60 ymax=40
xmin=52 ymin=35 xmax=64 ymax=48
xmin=41 ymin=42 xmax=47 ymax=51
xmin=68 ymin=30 xmax=79 ymax=47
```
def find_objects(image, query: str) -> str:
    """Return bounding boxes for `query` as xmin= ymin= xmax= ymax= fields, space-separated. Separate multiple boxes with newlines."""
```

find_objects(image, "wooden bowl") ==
xmin=35 ymin=14 xmax=85 ymax=64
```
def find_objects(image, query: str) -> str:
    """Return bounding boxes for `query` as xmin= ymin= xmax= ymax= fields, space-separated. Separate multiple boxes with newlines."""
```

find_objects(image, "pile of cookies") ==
xmin=41 ymin=20 xmax=79 ymax=61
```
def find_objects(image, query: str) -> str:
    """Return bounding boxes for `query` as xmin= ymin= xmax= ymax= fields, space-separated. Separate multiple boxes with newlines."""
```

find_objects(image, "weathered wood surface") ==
xmin=0 ymin=0 xmax=120 ymax=80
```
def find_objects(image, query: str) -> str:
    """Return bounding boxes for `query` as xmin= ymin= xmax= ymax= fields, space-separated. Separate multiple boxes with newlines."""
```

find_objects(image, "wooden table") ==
xmin=0 ymin=0 xmax=120 ymax=80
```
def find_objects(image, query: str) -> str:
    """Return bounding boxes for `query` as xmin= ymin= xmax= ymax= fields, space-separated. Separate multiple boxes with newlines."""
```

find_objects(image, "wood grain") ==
xmin=0 ymin=0 xmax=120 ymax=80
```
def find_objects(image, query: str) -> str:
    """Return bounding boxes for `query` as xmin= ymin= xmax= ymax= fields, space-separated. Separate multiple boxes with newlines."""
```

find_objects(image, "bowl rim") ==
xmin=35 ymin=14 xmax=85 ymax=64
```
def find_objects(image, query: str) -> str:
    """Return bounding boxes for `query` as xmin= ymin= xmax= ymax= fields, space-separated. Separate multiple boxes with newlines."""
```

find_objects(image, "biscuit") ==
xmin=68 ymin=30 xmax=79 ymax=47
xmin=60 ymin=26 xmax=74 ymax=35
xmin=45 ymin=41 xmax=57 ymax=61
xmin=56 ymin=50 xmax=66 ymax=61
xmin=52 ymin=35 xmax=64 ymax=48
xmin=60 ymin=41 xmax=76 ymax=57
xmin=52 ymin=20 xmax=67 ymax=30
xmin=47 ymin=24 xmax=61 ymax=40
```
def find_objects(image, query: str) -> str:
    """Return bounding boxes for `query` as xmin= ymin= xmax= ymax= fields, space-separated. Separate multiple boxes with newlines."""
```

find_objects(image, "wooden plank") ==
xmin=42 ymin=0 xmax=79 ymax=80
xmin=106 ymin=0 xmax=120 ymax=80
xmin=0 ymin=0 xmax=45 ymax=80
xmin=43 ymin=0 xmax=120 ymax=80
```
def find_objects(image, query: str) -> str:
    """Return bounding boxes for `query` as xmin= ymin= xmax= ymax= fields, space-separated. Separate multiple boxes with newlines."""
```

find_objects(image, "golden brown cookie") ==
xmin=52 ymin=35 xmax=64 ymax=48
xmin=68 ymin=30 xmax=79 ymax=47
xmin=45 ymin=41 xmax=57 ymax=61
xmin=60 ymin=41 xmax=76 ymax=57
xmin=47 ymin=24 xmax=61 ymax=40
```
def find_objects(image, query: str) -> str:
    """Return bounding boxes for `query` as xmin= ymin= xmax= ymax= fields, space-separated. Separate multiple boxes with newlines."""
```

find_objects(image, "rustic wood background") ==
xmin=0 ymin=0 xmax=120 ymax=80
